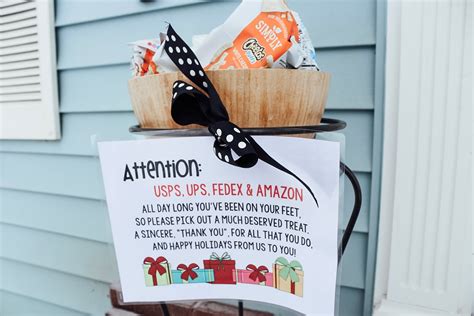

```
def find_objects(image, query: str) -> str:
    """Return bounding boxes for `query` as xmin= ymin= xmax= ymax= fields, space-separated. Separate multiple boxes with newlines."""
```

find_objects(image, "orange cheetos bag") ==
xmin=193 ymin=0 xmax=319 ymax=70
xmin=207 ymin=11 xmax=299 ymax=70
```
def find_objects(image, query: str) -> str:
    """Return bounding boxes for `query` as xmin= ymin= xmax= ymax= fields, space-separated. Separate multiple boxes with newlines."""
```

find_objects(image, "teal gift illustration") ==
xmin=171 ymin=263 xmax=215 ymax=284
xmin=272 ymin=257 xmax=304 ymax=297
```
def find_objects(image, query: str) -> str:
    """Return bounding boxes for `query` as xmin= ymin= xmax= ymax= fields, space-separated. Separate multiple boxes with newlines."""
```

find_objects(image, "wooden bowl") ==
xmin=128 ymin=69 xmax=330 ymax=129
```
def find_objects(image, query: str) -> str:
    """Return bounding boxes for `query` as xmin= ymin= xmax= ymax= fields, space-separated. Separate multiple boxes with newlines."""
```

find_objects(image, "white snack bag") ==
xmin=129 ymin=39 xmax=160 ymax=76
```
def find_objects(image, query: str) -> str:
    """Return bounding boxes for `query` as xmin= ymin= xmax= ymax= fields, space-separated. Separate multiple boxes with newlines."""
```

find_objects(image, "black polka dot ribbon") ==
xmin=164 ymin=25 xmax=318 ymax=207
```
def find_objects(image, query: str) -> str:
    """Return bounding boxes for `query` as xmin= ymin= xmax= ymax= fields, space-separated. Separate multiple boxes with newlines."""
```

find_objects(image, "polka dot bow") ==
xmin=165 ymin=25 xmax=318 ymax=207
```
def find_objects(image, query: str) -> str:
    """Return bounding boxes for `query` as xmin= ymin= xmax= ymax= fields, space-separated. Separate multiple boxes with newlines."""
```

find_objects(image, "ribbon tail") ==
xmin=246 ymin=135 xmax=319 ymax=207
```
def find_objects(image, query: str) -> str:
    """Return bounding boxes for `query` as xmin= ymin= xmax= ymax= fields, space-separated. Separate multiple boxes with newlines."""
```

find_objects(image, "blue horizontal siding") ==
xmin=56 ymin=0 xmax=375 ymax=69
xmin=320 ymin=46 xmax=375 ymax=110
xmin=55 ymin=47 xmax=374 ymax=113
xmin=287 ymin=0 xmax=376 ymax=47
xmin=0 ymin=290 xmax=87 ymax=316
xmin=0 ymin=258 xmax=111 ymax=314
xmin=0 ymin=0 xmax=384 ymax=314
xmin=338 ymin=287 xmax=365 ymax=316
xmin=0 ymin=112 xmax=137 ymax=156
xmin=338 ymin=233 xmax=368 ymax=290
xmin=0 ymin=110 xmax=373 ymax=172
xmin=56 ymin=2 xmax=240 ymax=69
xmin=0 ymin=153 xmax=104 ymax=199
xmin=327 ymin=110 xmax=374 ymax=172
xmin=342 ymin=173 xmax=371 ymax=233
xmin=0 ymin=189 xmax=111 ymax=243
xmin=0 ymin=223 xmax=118 ymax=283
xmin=55 ymin=0 xmax=376 ymax=49
xmin=362 ymin=1 xmax=386 ymax=313
xmin=55 ymin=0 xmax=210 ymax=26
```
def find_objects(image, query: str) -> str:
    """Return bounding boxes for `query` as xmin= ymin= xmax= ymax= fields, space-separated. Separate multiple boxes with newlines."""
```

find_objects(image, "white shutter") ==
xmin=0 ymin=0 xmax=60 ymax=140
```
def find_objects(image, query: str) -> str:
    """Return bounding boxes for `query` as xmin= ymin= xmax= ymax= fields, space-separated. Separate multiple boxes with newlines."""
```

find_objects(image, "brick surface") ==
xmin=108 ymin=285 xmax=273 ymax=316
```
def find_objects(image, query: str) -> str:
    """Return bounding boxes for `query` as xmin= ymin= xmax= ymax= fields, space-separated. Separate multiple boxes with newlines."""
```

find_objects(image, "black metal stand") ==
xmin=130 ymin=117 xmax=362 ymax=315
xmin=338 ymin=162 xmax=362 ymax=263
xmin=160 ymin=302 xmax=170 ymax=316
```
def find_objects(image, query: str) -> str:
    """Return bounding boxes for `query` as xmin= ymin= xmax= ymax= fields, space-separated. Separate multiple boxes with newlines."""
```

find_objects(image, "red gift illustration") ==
xmin=143 ymin=256 xmax=171 ymax=286
xmin=237 ymin=264 xmax=273 ymax=286
xmin=203 ymin=252 xmax=236 ymax=284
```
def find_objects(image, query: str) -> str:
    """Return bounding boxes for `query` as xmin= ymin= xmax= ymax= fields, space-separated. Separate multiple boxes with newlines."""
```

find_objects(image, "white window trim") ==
xmin=0 ymin=0 xmax=60 ymax=140
xmin=373 ymin=0 xmax=472 ymax=315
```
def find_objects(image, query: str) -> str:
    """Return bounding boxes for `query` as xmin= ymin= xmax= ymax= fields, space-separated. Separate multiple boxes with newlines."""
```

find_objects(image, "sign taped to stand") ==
xmin=99 ymin=136 xmax=340 ymax=315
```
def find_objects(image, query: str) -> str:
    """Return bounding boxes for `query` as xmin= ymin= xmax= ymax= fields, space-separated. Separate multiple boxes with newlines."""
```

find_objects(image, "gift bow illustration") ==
xmin=210 ymin=252 xmax=231 ymax=270
xmin=177 ymin=263 xmax=199 ymax=281
xmin=143 ymin=256 xmax=168 ymax=276
xmin=246 ymin=264 xmax=269 ymax=282
xmin=163 ymin=24 xmax=318 ymax=207
xmin=210 ymin=252 xmax=231 ymax=262
xmin=275 ymin=257 xmax=303 ymax=283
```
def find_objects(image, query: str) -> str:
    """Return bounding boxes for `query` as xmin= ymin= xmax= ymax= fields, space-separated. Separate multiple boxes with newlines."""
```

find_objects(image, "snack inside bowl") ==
xmin=128 ymin=69 xmax=330 ymax=129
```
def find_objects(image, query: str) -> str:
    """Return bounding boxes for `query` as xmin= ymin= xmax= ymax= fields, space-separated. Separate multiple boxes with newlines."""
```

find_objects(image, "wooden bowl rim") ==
xmin=128 ymin=69 xmax=331 ymax=82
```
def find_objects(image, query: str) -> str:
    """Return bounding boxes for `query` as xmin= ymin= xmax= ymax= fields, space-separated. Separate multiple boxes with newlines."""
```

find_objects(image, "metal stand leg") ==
xmin=338 ymin=162 xmax=362 ymax=264
xmin=238 ymin=300 xmax=244 ymax=316
xmin=160 ymin=303 xmax=170 ymax=316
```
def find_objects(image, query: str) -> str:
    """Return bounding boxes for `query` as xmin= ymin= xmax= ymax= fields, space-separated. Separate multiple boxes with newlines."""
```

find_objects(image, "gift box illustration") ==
xmin=273 ymin=257 xmax=304 ymax=297
xmin=171 ymin=263 xmax=215 ymax=284
xmin=237 ymin=264 xmax=273 ymax=286
xmin=143 ymin=256 xmax=171 ymax=286
xmin=203 ymin=252 xmax=236 ymax=284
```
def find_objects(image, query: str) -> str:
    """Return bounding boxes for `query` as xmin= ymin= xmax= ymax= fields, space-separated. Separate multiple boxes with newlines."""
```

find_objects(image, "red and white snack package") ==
xmin=150 ymin=32 xmax=183 ymax=74
xmin=129 ymin=39 xmax=160 ymax=76
xmin=148 ymin=0 xmax=319 ymax=74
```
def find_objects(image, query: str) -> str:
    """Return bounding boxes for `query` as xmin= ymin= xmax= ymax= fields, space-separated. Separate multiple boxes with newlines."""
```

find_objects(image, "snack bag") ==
xmin=130 ymin=39 xmax=160 ymax=76
xmin=148 ymin=0 xmax=319 ymax=73
xmin=151 ymin=32 xmax=184 ymax=74
xmin=273 ymin=11 xmax=319 ymax=70
xmin=193 ymin=0 xmax=319 ymax=70
xmin=206 ymin=10 xmax=300 ymax=70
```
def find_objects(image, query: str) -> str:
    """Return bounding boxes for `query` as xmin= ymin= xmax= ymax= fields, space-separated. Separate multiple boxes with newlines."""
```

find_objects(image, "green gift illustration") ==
xmin=143 ymin=256 xmax=171 ymax=286
xmin=273 ymin=257 xmax=304 ymax=297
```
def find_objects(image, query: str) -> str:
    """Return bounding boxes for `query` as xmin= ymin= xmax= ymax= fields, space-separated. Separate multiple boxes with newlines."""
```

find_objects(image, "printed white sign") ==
xmin=99 ymin=136 xmax=340 ymax=315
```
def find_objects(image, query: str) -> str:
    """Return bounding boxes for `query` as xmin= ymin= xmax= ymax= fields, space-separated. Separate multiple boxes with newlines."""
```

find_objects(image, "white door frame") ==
xmin=373 ymin=0 xmax=472 ymax=314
